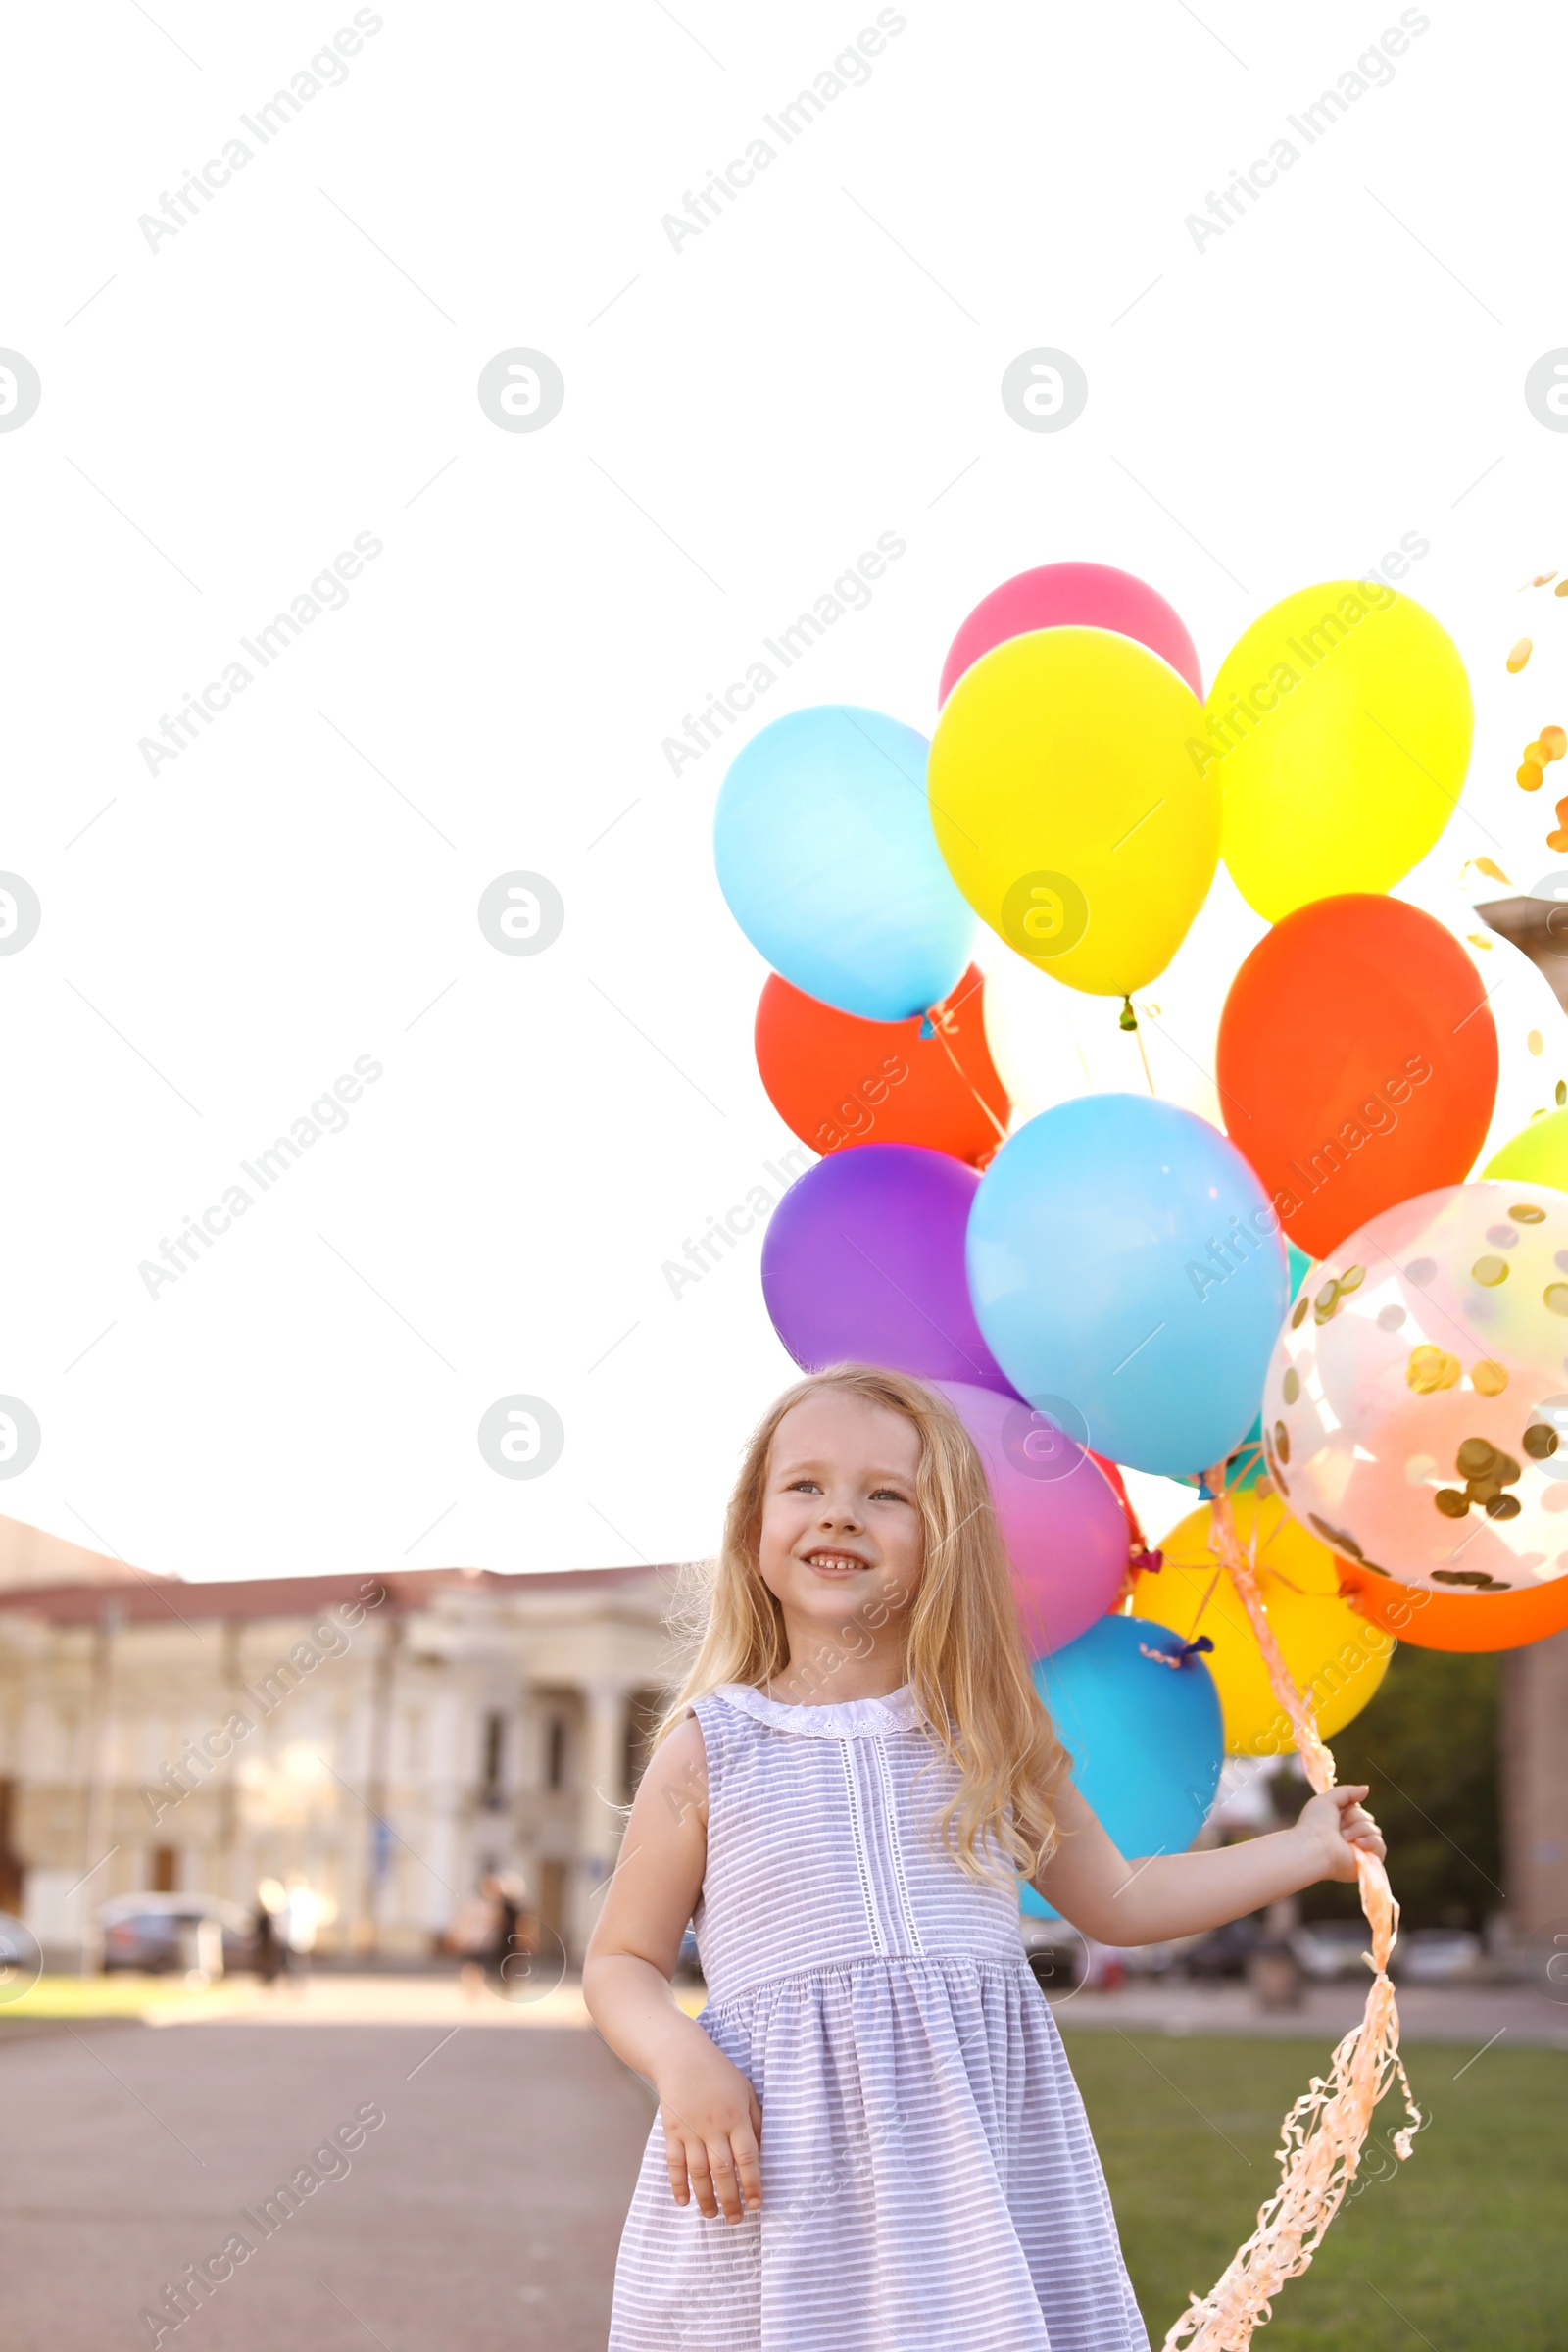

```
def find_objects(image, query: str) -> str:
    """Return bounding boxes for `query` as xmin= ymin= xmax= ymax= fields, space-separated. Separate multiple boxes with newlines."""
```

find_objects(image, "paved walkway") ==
xmin=3 ymin=1971 xmax=1559 ymax=2348
xmin=11 ymin=1966 xmax=1558 ymax=2043
xmin=0 ymin=2013 xmax=653 ymax=2350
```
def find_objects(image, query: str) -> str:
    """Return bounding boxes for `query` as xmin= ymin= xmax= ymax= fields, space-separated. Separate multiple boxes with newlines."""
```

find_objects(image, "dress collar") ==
xmin=714 ymin=1681 xmax=926 ymax=1739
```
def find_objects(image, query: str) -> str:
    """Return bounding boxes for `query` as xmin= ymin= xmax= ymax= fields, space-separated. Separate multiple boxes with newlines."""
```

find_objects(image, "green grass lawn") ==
xmin=1061 ymin=2031 xmax=1567 ymax=2352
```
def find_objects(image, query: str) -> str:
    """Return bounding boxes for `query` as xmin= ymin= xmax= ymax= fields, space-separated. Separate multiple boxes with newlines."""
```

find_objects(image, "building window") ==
xmin=546 ymin=1717 xmax=567 ymax=1791
xmin=481 ymin=1711 xmax=505 ymax=1795
xmin=151 ymin=1844 xmax=179 ymax=1892
xmin=624 ymin=1689 xmax=666 ymax=1798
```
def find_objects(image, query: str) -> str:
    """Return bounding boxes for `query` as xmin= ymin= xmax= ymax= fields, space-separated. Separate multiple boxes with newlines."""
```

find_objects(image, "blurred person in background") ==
xmin=283 ymin=1871 xmax=330 ymax=1983
xmin=446 ymin=1875 xmax=501 ymax=2002
xmin=254 ymin=1878 xmax=287 ymax=1985
xmin=491 ymin=1870 xmax=536 ymax=1994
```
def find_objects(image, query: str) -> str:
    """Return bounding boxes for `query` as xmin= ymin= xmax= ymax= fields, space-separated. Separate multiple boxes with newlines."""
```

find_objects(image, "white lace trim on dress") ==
xmin=712 ymin=1681 xmax=925 ymax=1739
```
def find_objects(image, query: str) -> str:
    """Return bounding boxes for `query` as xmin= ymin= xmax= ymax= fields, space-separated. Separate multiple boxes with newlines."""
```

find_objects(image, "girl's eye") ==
xmin=870 ymin=1488 xmax=908 ymax=1503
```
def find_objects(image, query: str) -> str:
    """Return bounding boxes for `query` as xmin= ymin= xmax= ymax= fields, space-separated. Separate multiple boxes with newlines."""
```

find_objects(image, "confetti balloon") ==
xmin=1263 ymin=1180 xmax=1568 ymax=1593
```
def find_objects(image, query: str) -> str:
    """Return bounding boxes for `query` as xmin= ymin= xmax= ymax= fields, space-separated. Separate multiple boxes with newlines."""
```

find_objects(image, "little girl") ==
xmin=585 ymin=1365 xmax=1384 ymax=2351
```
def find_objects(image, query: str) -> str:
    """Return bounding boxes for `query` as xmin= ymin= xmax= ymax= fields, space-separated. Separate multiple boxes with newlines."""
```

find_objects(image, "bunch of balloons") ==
xmin=711 ymin=557 xmax=1568 ymax=1880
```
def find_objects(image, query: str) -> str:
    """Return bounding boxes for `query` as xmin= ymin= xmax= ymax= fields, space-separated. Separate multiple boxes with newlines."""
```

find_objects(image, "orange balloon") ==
xmin=1215 ymin=895 xmax=1497 ymax=1258
xmin=755 ymin=964 xmax=1008 ymax=1165
xmin=1337 ymin=1558 xmax=1568 ymax=1651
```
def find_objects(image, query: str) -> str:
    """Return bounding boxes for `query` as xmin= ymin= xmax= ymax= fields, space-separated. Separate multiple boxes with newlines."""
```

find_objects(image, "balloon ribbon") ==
xmin=920 ymin=984 xmax=1010 ymax=1150
xmin=1162 ymin=1473 xmax=1422 ymax=2352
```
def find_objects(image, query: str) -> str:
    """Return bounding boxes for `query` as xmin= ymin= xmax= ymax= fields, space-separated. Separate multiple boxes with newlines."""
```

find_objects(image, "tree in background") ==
xmin=1292 ymin=1644 xmax=1503 ymax=1931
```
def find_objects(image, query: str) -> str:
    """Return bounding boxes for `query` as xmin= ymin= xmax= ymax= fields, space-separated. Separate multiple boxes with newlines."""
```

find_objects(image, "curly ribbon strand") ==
xmin=1161 ymin=1470 xmax=1423 ymax=2352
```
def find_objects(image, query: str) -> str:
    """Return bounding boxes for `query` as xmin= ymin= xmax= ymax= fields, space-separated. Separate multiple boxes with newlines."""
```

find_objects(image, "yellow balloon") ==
xmin=927 ymin=627 xmax=1217 ymax=997
xmin=1129 ymin=1490 xmax=1394 ymax=1757
xmin=1484 ymin=1106 xmax=1568 ymax=1187
xmin=1208 ymin=582 xmax=1472 ymax=921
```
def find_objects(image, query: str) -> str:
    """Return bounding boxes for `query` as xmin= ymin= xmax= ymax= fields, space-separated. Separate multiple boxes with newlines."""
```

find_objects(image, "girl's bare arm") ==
xmin=1031 ymin=1776 xmax=1385 ymax=1946
xmin=583 ymin=1717 xmax=763 ymax=2222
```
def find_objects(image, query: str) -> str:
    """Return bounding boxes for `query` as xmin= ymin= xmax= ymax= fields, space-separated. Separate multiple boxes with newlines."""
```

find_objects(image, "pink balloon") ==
xmin=938 ymin=563 xmax=1203 ymax=705
xmin=934 ymin=1381 xmax=1132 ymax=1655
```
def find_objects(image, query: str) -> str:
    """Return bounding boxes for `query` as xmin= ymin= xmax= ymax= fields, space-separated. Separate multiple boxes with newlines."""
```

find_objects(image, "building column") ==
xmin=575 ymin=1682 xmax=629 ymax=1955
xmin=1502 ymin=1624 xmax=1568 ymax=1935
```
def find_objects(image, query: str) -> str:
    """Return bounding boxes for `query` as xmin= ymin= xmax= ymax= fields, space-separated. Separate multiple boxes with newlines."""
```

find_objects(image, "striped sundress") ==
xmin=608 ymin=1681 xmax=1149 ymax=2352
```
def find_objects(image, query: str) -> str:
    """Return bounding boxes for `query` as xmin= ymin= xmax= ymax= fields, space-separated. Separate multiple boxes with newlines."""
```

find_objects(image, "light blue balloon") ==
xmin=1207 ymin=1242 xmax=1313 ymax=1494
xmin=713 ymin=705 xmax=974 ymax=1020
xmin=967 ymin=1093 xmax=1289 ymax=1479
xmin=1021 ymin=1614 xmax=1223 ymax=1920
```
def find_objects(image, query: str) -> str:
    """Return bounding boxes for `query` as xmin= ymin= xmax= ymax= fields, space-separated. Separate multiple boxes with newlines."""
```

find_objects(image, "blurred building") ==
xmin=1502 ymin=1625 xmax=1568 ymax=1937
xmin=0 ymin=1557 xmax=686 ymax=1964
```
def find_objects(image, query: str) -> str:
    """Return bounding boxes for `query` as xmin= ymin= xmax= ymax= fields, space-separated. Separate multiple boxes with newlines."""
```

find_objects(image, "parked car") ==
xmin=1291 ymin=1920 xmax=1373 ymax=1982
xmin=1181 ymin=1915 xmax=1263 ymax=1980
xmin=1019 ymin=1918 xmax=1089 ymax=1996
xmin=674 ymin=1926 xmax=705 ymax=1983
xmin=0 ymin=1911 xmax=42 ymax=1995
xmin=99 ymin=1893 xmax=255 ymax=1976
xmin=1392 ymin=1928 xmax=1482 ymax=1985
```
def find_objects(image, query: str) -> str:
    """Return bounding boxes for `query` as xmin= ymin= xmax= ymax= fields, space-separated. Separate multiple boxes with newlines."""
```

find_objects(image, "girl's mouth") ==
xmin=802 ymin=1549 xmax=872 ymax=1576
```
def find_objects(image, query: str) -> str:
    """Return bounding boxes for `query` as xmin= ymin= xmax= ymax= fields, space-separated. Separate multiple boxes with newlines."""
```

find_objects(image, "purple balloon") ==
xmin=761 ymin=1145 xmax=1017 ymax=1395
xmin=933 ymin=1382 xmax=1133 ymax=1655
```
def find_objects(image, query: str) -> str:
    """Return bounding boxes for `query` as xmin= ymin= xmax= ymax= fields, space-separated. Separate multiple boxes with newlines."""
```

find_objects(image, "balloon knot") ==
xmin=1138 ymin=1634 xmax=1214 ymax=1670
xmin=1118 ymin=995 xmax=1138 ymax=1032
xmin=1135 ymin=1547 xmax=1164 ymax=1573
xmin=918 ymin=1013 xmax=936 ymax=1039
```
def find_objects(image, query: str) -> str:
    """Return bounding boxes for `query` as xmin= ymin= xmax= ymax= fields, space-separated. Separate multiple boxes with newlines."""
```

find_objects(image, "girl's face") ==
xmin=757 ymin=1392 xmax=925 ymax=1653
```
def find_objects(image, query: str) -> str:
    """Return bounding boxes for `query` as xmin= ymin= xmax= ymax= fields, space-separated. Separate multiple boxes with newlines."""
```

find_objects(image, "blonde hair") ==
xmin=660 ymin=1363 xmax=1070 ymax=1882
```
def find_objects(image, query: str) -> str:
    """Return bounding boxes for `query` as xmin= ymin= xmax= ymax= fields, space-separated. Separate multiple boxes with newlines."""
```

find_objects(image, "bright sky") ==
xmin=2 ymin=3 xmax=1563 ymax=1579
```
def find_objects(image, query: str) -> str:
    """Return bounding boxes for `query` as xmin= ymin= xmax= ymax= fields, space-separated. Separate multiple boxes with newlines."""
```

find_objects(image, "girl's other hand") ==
xmin=1298 ymin=1785 xmax=1386 ymax=1883
xmin=657 ymin=2043 xmax=763 ymax=2223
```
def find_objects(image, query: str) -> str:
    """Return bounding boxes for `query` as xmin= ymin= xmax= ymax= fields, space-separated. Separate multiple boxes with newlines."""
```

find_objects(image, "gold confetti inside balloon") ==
xmin=1263 ymin=1181 xmax=1568 ymax=1592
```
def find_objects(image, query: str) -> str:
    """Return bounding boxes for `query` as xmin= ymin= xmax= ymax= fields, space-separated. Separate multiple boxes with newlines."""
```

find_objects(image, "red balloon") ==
xmin=1215 ymin=895 xmax=1497 ymax=1258
xmin=938 ymin=562 xmax=1203 ymax=705
xmin=1088 ymin=1451 xmax=1153 ymax=1568
xmin=755 ymin=964 xmax=1008 ymax=1166
xmin=1337 ymin=1559 xmax=1568 ymax=1652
